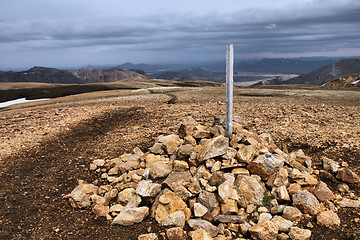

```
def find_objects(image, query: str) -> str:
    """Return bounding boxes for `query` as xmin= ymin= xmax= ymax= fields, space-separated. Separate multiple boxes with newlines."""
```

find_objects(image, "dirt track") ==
xmin=0 ymin=86 xmax=359 ymax=239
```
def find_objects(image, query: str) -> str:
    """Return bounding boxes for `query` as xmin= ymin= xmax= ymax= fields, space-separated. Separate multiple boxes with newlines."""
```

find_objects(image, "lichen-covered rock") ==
xmin=159 ymin=135 xmax=181 ymax=155
xmin=154 ymin=191 xmax=191 ymax=225
xmin=234 ymin=175 xmax=266 ymax=208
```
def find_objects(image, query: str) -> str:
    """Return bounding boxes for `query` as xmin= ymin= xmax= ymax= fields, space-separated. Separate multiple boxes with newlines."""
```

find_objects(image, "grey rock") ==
xmin=198 ymin=190 xmax=219 ymax=211
xmin=136 ymin=180 xmax=162 ymax=198
xmin=292 ymin=190 xmax=320 ymax=215
xmin=314 ymin=181 xmax=334 ymax=202
xmin=282 ymin=206 xmax=302 ymax=221
xmin=187 ymin=219 xmax=220 ymax=237
xmin=112 ymin=207 xmax=149 ymax=225
xmin=271 ymin=216 xmax=293 ymax=232
xmin=322 ymin=157 xmax=339 ymax=173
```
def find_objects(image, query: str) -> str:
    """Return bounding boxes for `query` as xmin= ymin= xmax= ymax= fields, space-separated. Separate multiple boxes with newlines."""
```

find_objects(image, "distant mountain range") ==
xmin=0 ymin=67 xmax=148 ymax=84
xmin=1 ymin=57 xmax=359 ymax=86
xmin=81 ymin=57 xmax=347 ymax=75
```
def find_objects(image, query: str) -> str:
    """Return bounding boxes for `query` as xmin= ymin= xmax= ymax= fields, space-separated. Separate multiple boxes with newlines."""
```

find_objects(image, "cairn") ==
xmin=65 ymin=116 xmax=360 ymax=240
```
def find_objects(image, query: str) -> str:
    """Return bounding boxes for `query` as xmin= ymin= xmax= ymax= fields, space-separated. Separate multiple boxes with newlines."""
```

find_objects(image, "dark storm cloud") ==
xmin=1 ymin=0 xmax=360 ymax=68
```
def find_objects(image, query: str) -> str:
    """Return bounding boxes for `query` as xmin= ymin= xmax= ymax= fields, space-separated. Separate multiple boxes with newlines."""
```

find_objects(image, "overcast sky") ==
xmin=1 ymin=0 xmax=360 ymax=70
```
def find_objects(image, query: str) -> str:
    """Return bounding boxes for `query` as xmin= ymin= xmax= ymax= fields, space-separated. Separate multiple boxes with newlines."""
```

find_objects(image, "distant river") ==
xmin=0 ymin=98 xmax=50 ymax=108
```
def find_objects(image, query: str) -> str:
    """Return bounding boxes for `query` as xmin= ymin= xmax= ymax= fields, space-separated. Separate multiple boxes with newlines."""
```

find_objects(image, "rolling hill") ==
xmin=283 ymin=58 xmax=360 ymax=85
xmin=0 ymin=66 xmax=149 ymax=84
xmin=324 ymin=73 xmax=360 ymax=89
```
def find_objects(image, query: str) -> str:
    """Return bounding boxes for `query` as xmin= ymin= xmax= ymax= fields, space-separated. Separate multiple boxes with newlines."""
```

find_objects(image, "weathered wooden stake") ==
xmin=225 ymin=44 xmax=234 ymax=138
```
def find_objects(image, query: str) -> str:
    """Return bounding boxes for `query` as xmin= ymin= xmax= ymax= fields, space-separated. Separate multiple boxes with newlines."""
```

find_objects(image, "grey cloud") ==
xmin=1 ymin=0 xmax=360 ymax=69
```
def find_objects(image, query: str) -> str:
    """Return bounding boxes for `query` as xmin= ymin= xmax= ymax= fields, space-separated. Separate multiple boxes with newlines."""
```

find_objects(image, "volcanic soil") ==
xmin=0 ymin=85 xmax=359 ymax=239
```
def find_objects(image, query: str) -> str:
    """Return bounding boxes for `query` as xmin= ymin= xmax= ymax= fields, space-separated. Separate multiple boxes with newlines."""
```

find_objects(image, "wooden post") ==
xmin=225 ymin=44 xmax=233 ymax=138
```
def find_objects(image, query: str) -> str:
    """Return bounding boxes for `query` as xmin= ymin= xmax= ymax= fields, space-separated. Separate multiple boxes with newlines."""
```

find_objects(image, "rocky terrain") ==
xmin=0 ymin=85 xmax=359 ymax=239
xmin=0 ymin=66 xmax=148 ymax=84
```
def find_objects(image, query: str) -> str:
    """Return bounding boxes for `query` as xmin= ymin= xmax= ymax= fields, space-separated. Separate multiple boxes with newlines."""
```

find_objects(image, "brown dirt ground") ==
xmin=0 ymin=86 xmax=359 ymax=239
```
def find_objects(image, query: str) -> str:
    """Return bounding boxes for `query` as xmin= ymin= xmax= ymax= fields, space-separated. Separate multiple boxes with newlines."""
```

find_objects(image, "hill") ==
xmin=283 ymin=58 xmax=360 ymax=85
xmin=324 ymin=73 xmax=360 ymax=89
xmin=0 ymin=66 xmax=148 ymax=84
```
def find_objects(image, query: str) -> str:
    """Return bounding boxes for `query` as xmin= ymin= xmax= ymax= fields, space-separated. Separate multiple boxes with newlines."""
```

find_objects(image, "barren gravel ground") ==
xmin=0 ymin=86 xmax=359 ymax=239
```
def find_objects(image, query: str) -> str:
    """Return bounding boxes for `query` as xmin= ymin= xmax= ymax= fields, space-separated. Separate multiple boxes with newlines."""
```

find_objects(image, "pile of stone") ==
xmin=65 ymin=116 xmax=360 ymax=240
